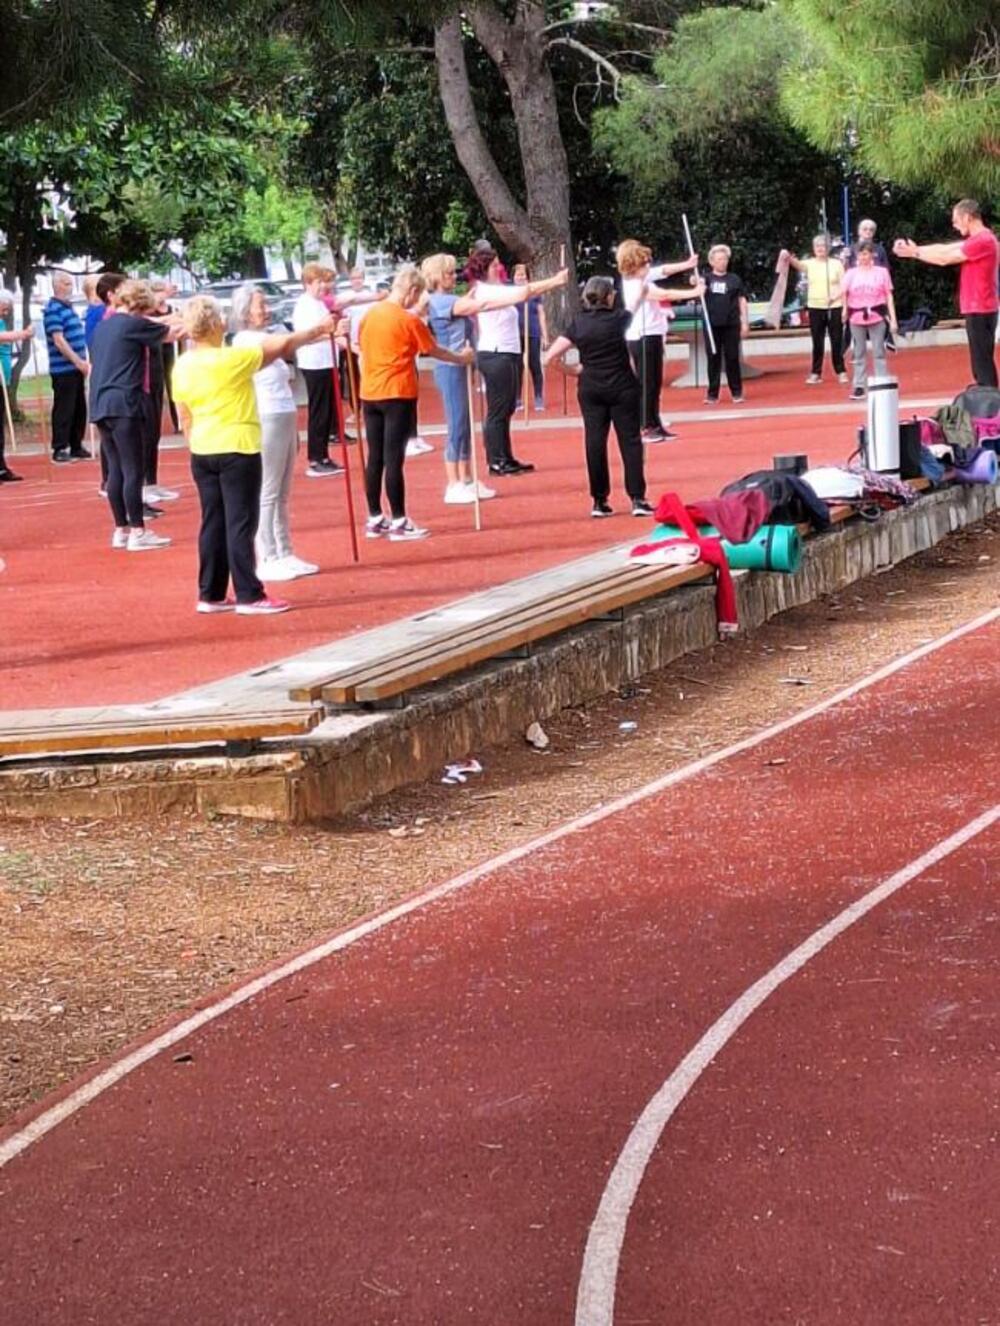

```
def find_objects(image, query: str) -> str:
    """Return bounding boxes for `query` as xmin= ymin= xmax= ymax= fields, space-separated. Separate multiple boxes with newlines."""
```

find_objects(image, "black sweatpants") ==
xmin=518 ymin=335 xmax=544 ymax=406
xmin=476 ymin=351 xmax=520 ymax=466
xmin=97 ymin=415 xmax=145 ymax=528
xmin=966 ymin=312 xmax=999 ymax=388
xmin=627 ymin=335 xmax=664 ymax=431
xmin=302 ymin=367 xmax=335 ymax=464
xmin=191 ymin=451 xmax=264 ymax=605
xmin=705 ymin=323 xmax=742 ymax=399
xmin=0 ymin=383 xmax=7 ymax=471
xmin=363 ymin=397 xmax=413 ymax=519
xmin=578 ymin=380 xmax=646 ymax=503
xmin=50 ymin=370 xmax=88 ymax=455
xmin=807 ymin=307 xmax=845 ymax=377
xmin=142 ymin=385 xmax=163 ymax=485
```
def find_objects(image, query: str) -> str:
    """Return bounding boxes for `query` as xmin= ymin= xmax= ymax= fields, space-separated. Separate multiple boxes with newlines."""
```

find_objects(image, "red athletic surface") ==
xmin=2 ymin=616 xmax=996 ymax=1324
xmin=1 ymin=344 xmax=971 ymax=708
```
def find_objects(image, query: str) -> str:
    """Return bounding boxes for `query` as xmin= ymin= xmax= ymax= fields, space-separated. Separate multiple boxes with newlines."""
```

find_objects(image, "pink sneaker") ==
xmin=196 ymin=599 xmax=236 ymax=614
xmin=235 ymin=597 xmax=291 ymax=616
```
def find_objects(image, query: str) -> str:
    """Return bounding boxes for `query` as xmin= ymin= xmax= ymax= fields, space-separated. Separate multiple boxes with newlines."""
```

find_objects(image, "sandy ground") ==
xmin=1 ymin=512 xmax=997 ymax=1125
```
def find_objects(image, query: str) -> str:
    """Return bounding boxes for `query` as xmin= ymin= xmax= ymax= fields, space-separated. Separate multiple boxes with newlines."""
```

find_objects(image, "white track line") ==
xmin=0 ymin=606 xmax=996 ymax=1172
xmin=574 ymin=802 xmax=1000 ymax=1326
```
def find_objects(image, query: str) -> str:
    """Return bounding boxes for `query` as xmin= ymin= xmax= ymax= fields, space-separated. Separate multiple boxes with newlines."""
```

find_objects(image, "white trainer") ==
xmin=468 ymin=480 xmax=496 ymax=500
xmin=405 ymin=437 xmax=434 ymax=457
xmin=444 ymin=483 xmax=476 ymax=505
xmin=257 ymin=556 xmax=299 ymax=582
xmin=144 ymin=484 xmax=179 ymax=502
xmin=388 ymin=518 xmax=430 ymax=541
xmin=111 ymin=527 xmax=129 ymax=549
xmin=283 ymin=555 xmax=319 ymax=577
xmin=127 ymin=528 xmax=171 ymax=551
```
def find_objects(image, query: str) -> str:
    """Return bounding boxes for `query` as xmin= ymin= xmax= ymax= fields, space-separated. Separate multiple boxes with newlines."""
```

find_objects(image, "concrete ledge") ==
xmin=2 ymin=482 xmax=996 ymax=823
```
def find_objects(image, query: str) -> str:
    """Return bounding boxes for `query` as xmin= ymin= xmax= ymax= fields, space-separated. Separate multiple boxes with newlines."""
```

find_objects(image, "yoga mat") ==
xmin=651 ymin=522 xmax=802 ymax=573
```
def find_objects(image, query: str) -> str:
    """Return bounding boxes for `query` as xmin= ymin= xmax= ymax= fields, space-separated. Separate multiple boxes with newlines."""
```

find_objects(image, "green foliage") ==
xmin=781 ymin=0 xmax=1000 ymax=197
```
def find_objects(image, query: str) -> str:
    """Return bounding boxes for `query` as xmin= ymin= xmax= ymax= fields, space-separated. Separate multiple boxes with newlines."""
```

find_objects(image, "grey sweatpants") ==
xmin=257 ymin=411 xmax=298 ymax=560
xmin=850 ymin=320 xmax=887 ymax=390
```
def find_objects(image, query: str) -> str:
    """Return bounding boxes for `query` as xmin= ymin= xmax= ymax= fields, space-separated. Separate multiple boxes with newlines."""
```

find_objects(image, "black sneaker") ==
xmin=507 ymin=457 xmax=535 ymax=473
xmin=52 ymin=449 xmax=73 ymax=464
xmin=591 ymin=500 xmax=613 ymax=518
xmin=143 ymin=502 xmax=163 ymax=520
xmin=306 ymin=459 xmax=344 ymax=478
xmin=849 ymin=387 xmax=865 ymax=400
xmin=68 ymin=446 xmax=92 ymax=460
xmin=0 ymin=467 xmax=23 ymax=483
xmin=488 ymin=461 xmax=521 ymax=476
xmin=631 ymin=499 xmax=654 ymax=517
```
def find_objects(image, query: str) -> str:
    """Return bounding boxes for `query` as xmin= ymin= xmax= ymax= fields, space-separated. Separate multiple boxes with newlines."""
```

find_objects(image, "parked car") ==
xmin=195 ymin=278 xmax=297 ymax=328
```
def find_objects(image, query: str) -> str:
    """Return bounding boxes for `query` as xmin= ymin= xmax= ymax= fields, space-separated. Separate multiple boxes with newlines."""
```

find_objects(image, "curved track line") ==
xmin=575 ymin=803 xmax=1000 ymax=1326
xmin=1 ymin=607 xmax=996 ymax=1173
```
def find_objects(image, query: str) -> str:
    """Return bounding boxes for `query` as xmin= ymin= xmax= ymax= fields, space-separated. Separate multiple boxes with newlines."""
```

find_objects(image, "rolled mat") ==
xmin=650 ymin=522 xmax=802 ymax=572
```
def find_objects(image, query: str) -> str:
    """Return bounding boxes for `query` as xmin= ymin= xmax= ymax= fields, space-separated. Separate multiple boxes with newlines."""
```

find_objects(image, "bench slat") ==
xmin=0 ymin=710 xmax=320 ymax=760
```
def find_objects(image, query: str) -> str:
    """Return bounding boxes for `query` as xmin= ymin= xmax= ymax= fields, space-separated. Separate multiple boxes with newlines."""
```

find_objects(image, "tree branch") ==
xmin=548 ymin=36 xmax=623 ymax=98
xmin=541 ymin=17 xmax=670 ymax=39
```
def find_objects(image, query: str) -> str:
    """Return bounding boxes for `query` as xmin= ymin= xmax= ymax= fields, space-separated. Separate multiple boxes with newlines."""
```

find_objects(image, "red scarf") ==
xmin=631 ymin=492 xmax=738 ymax=634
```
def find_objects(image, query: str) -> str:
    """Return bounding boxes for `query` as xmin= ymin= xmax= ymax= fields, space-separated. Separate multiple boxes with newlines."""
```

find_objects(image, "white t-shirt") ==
xmin=232 ymin=329 xmax=296 ymax=415
xmin=348 ymin=299 xmax=373 ymax=352
xmin=469 ymin=282 xmax=521 ymax=354
xmin=623 ymin=264 xmax=671 ymax=341
xmin=293 ymin=292 xmax=334 ymax=370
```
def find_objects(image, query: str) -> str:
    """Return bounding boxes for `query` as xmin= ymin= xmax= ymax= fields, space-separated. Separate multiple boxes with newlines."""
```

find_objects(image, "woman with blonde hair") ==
xmin=358 ymin=267 xmax=474 ymax=540
xmin=89 ymin=279 xmax=177 ymax=551
xmin=616 ymin=238 xmax=699 ymax=441
xmin=172 ymin=295 xmax=336 ymax=613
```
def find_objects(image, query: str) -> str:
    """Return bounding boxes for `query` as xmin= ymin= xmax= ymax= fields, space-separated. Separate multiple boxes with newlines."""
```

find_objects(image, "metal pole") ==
xmin=0 ymin=371 xmax=17 ymax=456
xmin=329 ymin=347 xmax=360 ymax=565
xmin=465 ymin=357 xmax=482 ymax=532
xmin=681 ymin=213 xmax=715 ymax=356
xmin=30 ymin=337 xmax=54 ymax=482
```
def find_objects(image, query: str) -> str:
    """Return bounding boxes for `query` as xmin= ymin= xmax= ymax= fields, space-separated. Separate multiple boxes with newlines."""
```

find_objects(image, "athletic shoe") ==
xmin=144 ymin=484 xmax=179 ymax=503
xmin=52 ymin=449 xmax=73 ymax=464
xmin=111 ymin=527 xmax=129 ymax=549
xmin=805 ymin=374 xmax=822 ymax=385
xmin=257 ymin=556 xmax=299 ymax=582
xmin=507 ymin=457 xmax=535 ymax=472
xmin=534 ymin=400 xmax=545 ymax=411
xmin=306 ymin=459 xmax=343 ymax=478
xmin=849 ymin=387 xmax=865 ymax=400
xmin=837 ymin=372 xmax=849 ymax=384
xmin=703 ymin=396 xmax=719 ymax=405
xmin=97 ymin=485 xmax=107 ymax=497
xmin=235 ymin=596 xmax=291 ymax=616
xmin=466 ymin=480 xmax=496 ymax=500
xmin=68 ymin=446 xmax=92 ymax=460
xmin=365 ymin=515 xmax=389 ymax=539
xmin=283 ymin=555 xmax=319 ymax=577
xmin=127 ymin=528 xmax=171 ymax=551
xmin=0 ymin=467 xmax=22 ymax=482
xmin=196 ymin=598 xmax=236 ymax=614
xmin=886 ymin=340 xmax=897 ymax=354
xmin=488 ymin=462 xmax=522 ymax=476
xmin=444 ymin=483 xmax=477 ymax=505
xmin=730 ymin=395 xmax=744 ymax=404
xmin=641 ymin=426 xmax=668 ymax=443
xmin=388 ymin=518 xmax=430 ymax=541
xmin=591 ymin=501 xmax=613 ymax=518
xmin=142 ymin=503 xmax=163 ymax=520
xmin=405 ymin=437 xmax=434 ymax=457
xmin=631 ymin=499 xmax=655 ymax=517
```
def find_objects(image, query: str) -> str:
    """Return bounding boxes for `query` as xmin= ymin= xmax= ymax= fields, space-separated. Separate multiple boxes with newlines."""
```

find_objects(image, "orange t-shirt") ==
xmin=359 ymin=301 xmax=436 ymax=400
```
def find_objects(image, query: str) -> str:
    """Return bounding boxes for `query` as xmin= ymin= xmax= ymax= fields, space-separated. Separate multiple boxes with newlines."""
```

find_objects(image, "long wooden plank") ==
xmin=322 ymin=563 xmax=712 ymax=705
xmin=0 ymin=708 xmax=318 ymax=737
xmin=0 ymin=710 xmax=320 ymax=760
xmin=353 ymin=565 xmax=712 ymax=704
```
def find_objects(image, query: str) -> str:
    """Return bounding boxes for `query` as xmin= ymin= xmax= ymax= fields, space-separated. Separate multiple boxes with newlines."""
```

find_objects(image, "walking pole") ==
xmin=30 ymin=337 xmax=54 ymax=483
xmin=464 ymin=355 xmax=482 ymax=533
xmin=521 ymin=298 xmax=530 ymax=425
xmin=344 ymin=346 xmax=367 ymax=469
xmin=681 ymin=213 xmax=715 ymax=357
xmin=0 ymin=372 xmax=16 ymax=455
xmin=329 ymin=347 xmax=360 ymax=565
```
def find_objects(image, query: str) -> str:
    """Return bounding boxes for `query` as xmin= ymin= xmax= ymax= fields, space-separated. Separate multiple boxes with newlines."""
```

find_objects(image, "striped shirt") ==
xmin=43 ymin=297 xmax=87 ymax=374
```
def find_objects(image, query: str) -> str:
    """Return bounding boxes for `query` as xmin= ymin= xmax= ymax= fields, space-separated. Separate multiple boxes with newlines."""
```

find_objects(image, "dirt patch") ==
xmin=1 ymin=513 xmax=997 ymax=1125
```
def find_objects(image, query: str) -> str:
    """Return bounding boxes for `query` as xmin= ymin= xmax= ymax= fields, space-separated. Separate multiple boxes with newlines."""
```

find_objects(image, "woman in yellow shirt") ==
xmin=172 ymin=296 xmax=335 ymax=615
xmin=781 ymin=234 xmax=848 ymax=385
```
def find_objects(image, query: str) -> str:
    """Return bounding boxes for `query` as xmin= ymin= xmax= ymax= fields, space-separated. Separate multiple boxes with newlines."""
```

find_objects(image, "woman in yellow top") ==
xmin=358 ymin=268 xmax=473 ymax=542
xmin=780 ymin=234 xmax=848 ymax=385
xmin=172 ymin=295 xmax=335 ymax=615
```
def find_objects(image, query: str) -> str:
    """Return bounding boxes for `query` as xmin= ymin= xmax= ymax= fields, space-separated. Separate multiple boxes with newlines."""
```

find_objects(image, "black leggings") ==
xmin=302 ymin=367 xmax=334 ymax=464
xmin=519 ymin=335 xmax=544 ymax=404
xmin=191 ymin=451 xmax=264 ymax=604
xmin=578 ymin=380 xmax=646 ymax=502
xmin=808 ymin=307 xmax=845 ymax=376
xmin=476 ymin=351 xmax=519 ymax=466
xmin=966 ymin=312 xmax=999 ymax=388
xmin=706 ymin=323 xmax=742 ymax=399
xmin=363 ymin=397 xmax=414 ymax=519
xmin=627 ymin=335 xmax=664 ymax=430
xmin=97 ymin=415 xmax=145 ymax=528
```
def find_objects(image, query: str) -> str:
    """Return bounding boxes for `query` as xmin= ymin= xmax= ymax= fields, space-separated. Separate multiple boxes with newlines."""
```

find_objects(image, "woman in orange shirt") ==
xmin=359 ymin=268 xmax=473 ymax=541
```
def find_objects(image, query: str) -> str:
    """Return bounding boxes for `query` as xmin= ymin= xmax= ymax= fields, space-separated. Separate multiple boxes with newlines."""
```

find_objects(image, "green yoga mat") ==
xmin=650 ymin=522 xmax=802 ymax=573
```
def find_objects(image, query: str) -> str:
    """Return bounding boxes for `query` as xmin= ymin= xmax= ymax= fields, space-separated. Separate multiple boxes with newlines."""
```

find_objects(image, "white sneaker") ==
xmin=127 ymin=528 xmax=171 ymax=551
xmin=257 ymin=556 xmax=299 ymax=582
xmin=283 ymin=554 xmax=319 ymax=577
xmin=405 ymin=436 xmax=434 ymax=457
xmin=111 ymin=527 xmax=129 ymax=549
xmin=388 ymin=518 xmax=430 ymax=541
xmin=144 ymin=484 xmax=179 ymax=503
xmin=805 ymin=373 xmax=822 ymax=385
xmin=365 ymin=515 xmax=389 ymax=539
xmin=467 ymin=480 xmax=496 ymax=500
xmin=444 ymin=483 xmax=477 ymax=505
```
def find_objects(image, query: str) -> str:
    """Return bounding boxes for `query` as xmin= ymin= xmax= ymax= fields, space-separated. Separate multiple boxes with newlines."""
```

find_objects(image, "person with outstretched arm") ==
xmin=893 ymin=198 xmax=999 ymax=388
xmin=780 ymin=235 xmax=847 ymax=384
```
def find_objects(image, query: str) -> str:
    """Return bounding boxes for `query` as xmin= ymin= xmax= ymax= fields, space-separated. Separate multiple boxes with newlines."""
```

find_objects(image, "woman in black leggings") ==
xmin=357 ymin=268 xmax=474 ymax=542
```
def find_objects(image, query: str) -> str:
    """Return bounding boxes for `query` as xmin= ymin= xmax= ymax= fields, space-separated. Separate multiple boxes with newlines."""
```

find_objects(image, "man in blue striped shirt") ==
xmin=43 ymin=272 xmax=90 ymax=461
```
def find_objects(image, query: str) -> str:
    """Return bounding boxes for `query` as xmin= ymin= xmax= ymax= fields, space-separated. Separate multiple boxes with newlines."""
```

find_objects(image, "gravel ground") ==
xmin=1 ymin=513 xmax=997 ymax=1125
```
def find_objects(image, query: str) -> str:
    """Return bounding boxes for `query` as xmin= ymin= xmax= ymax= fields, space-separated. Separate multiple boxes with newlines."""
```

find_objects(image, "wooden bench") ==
xmin=0 ymin=706 xmax=321 ymax=761
xmin=288 ymin=560 xmax=714 ymax=709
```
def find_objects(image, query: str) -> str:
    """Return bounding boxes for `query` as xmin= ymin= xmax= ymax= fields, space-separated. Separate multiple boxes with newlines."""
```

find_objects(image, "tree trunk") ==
xmin=434 ymin=3 xmax=577 ymax=324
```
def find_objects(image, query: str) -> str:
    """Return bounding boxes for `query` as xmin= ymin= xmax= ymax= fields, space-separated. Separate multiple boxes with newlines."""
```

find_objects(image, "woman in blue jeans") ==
xmin=421 ymin=253 xmax=496 ymax=506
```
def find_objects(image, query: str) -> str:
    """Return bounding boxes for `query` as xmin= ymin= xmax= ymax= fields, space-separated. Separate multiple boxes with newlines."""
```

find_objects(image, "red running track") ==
xmin=1 ymin=611 xmax=997 ymax=1324
xmin=0 ymin=345 xmax=970 ymax=708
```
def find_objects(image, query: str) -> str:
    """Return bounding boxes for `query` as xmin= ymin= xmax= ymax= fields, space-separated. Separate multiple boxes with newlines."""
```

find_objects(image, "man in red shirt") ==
xmin=894 ymin=198 xmax=999 ymax=387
